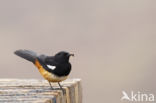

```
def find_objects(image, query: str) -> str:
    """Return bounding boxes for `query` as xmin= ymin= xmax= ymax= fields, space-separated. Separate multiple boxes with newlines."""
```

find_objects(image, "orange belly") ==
xmin=34 ymin=59 xmax=68 ymax=82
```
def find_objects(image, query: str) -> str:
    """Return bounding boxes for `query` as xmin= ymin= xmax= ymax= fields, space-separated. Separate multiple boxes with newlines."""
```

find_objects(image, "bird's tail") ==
xmin=14 ymin=50 xmax=37 ymax=63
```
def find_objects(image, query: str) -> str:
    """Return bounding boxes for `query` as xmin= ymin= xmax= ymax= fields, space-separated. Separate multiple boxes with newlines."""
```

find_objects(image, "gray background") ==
xmin=0 ymin=0 xmax=156 ymax=103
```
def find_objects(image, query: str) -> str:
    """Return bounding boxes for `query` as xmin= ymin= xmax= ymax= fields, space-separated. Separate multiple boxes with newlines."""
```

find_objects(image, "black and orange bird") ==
xmin=14 ymin=50 xmax=74 ymax=92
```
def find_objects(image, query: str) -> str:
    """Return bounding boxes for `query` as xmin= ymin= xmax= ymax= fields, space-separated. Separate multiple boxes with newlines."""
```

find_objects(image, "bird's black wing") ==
xmin=37 ymin=55 xmax=71 ymax=77
xmin=37 ymin=55 xmax=57 ymax=73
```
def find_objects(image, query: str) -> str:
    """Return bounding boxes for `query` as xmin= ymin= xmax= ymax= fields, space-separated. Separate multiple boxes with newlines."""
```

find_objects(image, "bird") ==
xmin=14 ymin=50 xmax=74 ymax=93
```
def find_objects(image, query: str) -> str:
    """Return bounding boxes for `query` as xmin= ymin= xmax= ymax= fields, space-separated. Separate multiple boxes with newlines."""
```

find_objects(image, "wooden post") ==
xmin=0 ymin=79 xmax=82 ymax=103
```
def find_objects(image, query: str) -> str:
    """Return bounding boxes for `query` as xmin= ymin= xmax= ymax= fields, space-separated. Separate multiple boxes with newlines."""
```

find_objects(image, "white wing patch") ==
xmin=47 ymin=65 xmax=56 ymax=70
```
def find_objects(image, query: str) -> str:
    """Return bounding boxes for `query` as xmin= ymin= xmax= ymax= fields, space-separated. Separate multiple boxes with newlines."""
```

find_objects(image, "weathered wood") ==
xmin=0 ymin=79 xmax=82 ymax=103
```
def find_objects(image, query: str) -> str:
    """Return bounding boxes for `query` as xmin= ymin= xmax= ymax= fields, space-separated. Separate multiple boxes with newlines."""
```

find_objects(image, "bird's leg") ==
xmin=58 ymin=82 xmax=64 ymax=94
xmin=48 ymin=81 xmax=54 ymax=90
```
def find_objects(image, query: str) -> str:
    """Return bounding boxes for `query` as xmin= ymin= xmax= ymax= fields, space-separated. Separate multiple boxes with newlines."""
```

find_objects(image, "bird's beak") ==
xmin=69 ymin=53 xmax=74 ymax=57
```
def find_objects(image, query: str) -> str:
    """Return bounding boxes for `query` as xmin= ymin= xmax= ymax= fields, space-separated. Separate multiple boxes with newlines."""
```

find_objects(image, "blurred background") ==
xmin=0 ymin=0 xmax=156 ymax=103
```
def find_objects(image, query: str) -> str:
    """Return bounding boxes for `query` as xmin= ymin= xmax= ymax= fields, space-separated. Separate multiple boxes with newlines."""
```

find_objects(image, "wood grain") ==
xmin=0 ymin=79 xmax=82 ymax=103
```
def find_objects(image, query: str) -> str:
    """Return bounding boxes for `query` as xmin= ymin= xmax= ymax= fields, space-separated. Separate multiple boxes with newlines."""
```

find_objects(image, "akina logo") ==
xmin=121 ymin=91 xmax=155 ymax=102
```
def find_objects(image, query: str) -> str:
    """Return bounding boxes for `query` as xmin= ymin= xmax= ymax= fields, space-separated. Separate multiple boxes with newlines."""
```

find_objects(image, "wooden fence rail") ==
xmin=0 ymin=79 xmax=82 ymax=103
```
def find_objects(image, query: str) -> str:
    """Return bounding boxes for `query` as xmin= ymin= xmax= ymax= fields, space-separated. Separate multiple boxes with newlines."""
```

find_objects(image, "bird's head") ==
xmin=54 ymin=51 xmax=74 ymax=63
